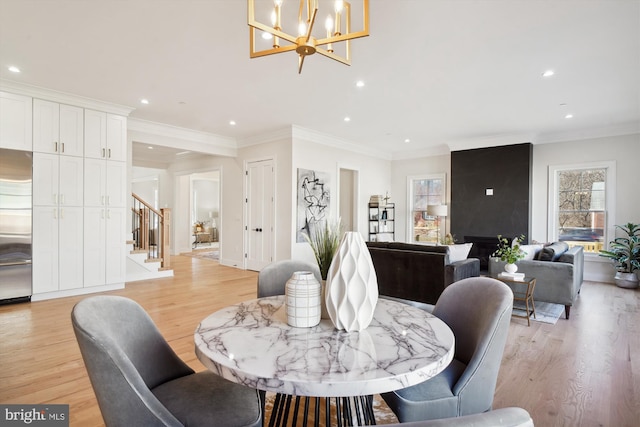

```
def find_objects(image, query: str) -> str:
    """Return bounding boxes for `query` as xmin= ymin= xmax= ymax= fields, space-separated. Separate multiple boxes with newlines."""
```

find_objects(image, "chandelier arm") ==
xmin=298 ymin=54 xmax=306 ymax=74
xmin=304 ymin=7 xmax=318 ymax=43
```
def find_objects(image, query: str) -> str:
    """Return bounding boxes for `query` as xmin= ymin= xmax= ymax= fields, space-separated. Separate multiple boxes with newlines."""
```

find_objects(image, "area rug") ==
xmin=181 ymin=250 xmax=219 ymax=261
xmin=264 ymin=392 xmax=398 ymax=425
xmin=513 ymin=301 xmax=564 ymax=324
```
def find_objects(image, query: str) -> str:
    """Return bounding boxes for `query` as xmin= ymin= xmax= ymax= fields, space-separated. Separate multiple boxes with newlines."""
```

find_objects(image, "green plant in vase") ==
xmin=492 ymin=234 xmax=526 ymax=273
xmin=303 ymin=218 xmax=343 ymax=281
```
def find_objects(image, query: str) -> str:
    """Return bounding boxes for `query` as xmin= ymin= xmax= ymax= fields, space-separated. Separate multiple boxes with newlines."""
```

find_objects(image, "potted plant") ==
xmin=599 ymin=222 xmax=640 ymax=289
xmin=303 ymin=219 xmax=343 ymax=281
xmin=492 ymin=234 xmax=526 ymax=273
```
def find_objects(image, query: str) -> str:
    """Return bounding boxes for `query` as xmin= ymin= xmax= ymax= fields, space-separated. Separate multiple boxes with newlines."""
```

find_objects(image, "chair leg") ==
xmin=565 ymin=305 xmax=570 ymax=319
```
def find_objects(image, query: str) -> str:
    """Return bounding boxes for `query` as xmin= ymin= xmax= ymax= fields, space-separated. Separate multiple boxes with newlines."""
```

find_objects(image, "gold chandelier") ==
xmin=248 ymin=0 xmax=370 ymax=73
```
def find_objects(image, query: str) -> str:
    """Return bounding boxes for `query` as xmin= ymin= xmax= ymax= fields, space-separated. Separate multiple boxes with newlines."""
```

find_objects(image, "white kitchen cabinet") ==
xmin=85 ymin=110 xmax=126 ymax=161
xmin=32 ymin=205 xmax=83 ymax=294
xmin=33 ymin=153 xmax=83 ymax=207
xmin=0 ymin=91 xmax=32 ymax=151
xmin=33 ymin=99 xmax=83 ymax=156
xmin=84 ymin=206 xmax=126 ymax=287
xmin=84 ymin=158 xmax=126 ymax=208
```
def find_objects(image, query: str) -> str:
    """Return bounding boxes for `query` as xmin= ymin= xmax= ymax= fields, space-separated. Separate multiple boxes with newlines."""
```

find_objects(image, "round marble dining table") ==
xmin=194 ymin=296 xmax=455 ymax=398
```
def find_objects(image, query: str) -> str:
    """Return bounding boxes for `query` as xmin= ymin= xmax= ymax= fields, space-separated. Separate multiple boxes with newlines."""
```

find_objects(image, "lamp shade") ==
xmin=427 ymin=204 xmax=448 ymax=217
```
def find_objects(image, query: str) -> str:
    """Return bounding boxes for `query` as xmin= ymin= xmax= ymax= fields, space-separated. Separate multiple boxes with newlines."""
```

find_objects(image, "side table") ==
xmin=495 ymin=275 xmax=537 ymax=326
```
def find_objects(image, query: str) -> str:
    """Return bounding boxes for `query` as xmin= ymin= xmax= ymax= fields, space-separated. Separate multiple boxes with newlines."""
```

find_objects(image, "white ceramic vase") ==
xmin=285 ymin=271 xmax=321 ymax=327
xmin=505 ymin=263 xmax=518 ymax=274
xmin=325 ymin=232 xmax=379 ymax=331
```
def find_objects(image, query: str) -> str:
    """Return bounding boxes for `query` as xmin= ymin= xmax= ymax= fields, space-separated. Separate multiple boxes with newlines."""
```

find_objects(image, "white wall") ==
xmin=291 ymin=137 xmax=392 ymax=266
xmin=532 ymin=133 xmax=640 ymax=282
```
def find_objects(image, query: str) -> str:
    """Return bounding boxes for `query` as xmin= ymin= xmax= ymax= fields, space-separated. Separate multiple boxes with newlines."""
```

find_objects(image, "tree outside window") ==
xmin=556 ymin=168 xmax=606 ymax=253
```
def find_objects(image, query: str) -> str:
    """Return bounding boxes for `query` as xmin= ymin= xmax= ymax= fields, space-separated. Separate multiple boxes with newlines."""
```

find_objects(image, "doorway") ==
xmin=339 ymin=168 xmax=359 ymax=232
xmin=190 ymin=171 xmax=220 ymax=251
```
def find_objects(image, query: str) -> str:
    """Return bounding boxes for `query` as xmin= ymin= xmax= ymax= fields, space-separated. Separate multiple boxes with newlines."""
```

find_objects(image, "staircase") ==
xmin=126 ymin=193 xmax=174 ymax=282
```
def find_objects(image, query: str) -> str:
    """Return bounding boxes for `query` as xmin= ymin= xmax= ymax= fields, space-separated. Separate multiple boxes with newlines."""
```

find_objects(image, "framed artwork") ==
xmin=297 ymin=168 xmax=330 ymax=243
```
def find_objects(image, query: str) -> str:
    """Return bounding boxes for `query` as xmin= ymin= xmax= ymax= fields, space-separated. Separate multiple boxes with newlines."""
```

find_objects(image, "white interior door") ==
xmin=246 ymin=159 xmax=274 ymax=271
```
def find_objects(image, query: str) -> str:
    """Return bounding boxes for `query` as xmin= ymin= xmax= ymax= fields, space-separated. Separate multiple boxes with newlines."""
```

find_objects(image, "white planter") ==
xmin=614 ymin=272 xmax=639 ymax=289
xmin=505 ymin=263 xmax=518 ymax=274
xmin=325 ymin=232 xmax=379 ymax=331
xmin=285 ymin=271 xmax=322 ymax=327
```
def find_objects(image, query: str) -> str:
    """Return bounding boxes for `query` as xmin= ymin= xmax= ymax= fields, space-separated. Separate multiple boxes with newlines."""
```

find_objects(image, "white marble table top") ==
xmin=195 ymin=296 xmax=455 ymax=397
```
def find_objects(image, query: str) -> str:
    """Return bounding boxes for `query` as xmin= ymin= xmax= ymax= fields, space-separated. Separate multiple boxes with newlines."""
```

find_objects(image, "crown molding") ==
xmin=128 ymin=118 xmax=237 ymax=157
xmin=292 ymin=125 xmax=392 ymax=160
xmin=237 ymin=127 xmax=292 ymax=148
xmin=535 ymin=121 xmax=640 ymax=144
xmin=0 ymin=79 xmax=134 ymax=116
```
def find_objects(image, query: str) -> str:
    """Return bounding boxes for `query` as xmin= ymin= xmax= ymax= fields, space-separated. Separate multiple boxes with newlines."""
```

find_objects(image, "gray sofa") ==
xmin=488 ymin=242 xmax=584 ymax=319
xmin=366 ymin=242 xmax=480 ymax=304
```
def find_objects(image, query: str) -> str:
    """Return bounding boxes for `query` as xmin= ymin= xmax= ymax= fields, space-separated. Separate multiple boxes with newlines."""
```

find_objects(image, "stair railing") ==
xmin=131 ymin=193 xmax=171 ymax=269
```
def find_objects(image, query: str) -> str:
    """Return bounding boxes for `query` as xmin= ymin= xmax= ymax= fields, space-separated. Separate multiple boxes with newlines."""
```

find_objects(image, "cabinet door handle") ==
xmin=107 ymin=196 xmax=111 ymax=206
xmin=102 ymin=148 xmax=106 ymax=158
xmin=108 ymin=148 xmax=111 ymax=159
xmin=61 ymin=142 xmax=65 ymax=153
xmin=107 ymin=209 xmax=111 ymax=219
xmin=60 ymin=208 xmax=64 ymax=219
xmin=54 ymin=141 xmax=58 ymax=152
xmin=60 ymin=194 xmax=65 ymax=205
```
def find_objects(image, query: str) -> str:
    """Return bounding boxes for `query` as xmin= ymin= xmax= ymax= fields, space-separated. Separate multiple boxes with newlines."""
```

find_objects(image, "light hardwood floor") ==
xmin=1 ymin=255 xmax=638 ymax=426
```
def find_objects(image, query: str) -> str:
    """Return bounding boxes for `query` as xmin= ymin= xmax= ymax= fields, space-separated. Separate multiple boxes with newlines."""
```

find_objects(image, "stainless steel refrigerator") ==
xmin=0 ymin=148 xmax=32 ymax=303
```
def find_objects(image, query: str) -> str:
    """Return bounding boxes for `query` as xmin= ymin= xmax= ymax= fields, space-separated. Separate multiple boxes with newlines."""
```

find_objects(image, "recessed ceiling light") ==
xmin=542 ymin=70 xmax=555 ymax=77
xmin=261 ymin=32 xmax=272 ymax=40
xmin=565 ymin=114 xmax=574 ymax=119
xmin=356 ymin=80 xmax=365 ymax=88
xmin=147 ymin=146 xmax=154 ymax=150
xmin=344 ymin=117 xmax=351 ymax=122
xmin=404 ymin=139 xmax=411 ymax=143
xmin=229 ymin=120 xmax=236 ymax=126
xmin=8 ymin=66 xmax=20 ymax=73
xmin=140 ymin=99 xmax=149 ymax=104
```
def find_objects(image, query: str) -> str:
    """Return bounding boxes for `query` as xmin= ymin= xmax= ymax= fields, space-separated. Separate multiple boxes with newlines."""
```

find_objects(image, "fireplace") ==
xmin=465 ymin=236 xmax=505 ymax=273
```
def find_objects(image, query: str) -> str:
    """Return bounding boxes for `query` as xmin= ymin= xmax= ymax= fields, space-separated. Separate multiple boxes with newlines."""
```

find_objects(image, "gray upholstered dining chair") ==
xmin=72 ymin=295 xmax=263 ymax=427
xmin=257 ymin=259 xmax=321 ymax=297
xmin=382 ymin=277 xmax=514 ymax=422
xmin=384 ymin=407 xmax=533 ymax=427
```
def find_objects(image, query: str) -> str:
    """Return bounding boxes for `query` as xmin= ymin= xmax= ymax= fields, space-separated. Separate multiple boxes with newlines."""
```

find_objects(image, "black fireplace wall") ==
xmin=450 ymin=143 xmax=532 ymax=269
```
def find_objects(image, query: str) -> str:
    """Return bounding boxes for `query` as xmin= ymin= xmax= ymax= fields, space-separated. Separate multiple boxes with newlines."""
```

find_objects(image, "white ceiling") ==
xmin=1 ymin=0 xmax=639 ymax=161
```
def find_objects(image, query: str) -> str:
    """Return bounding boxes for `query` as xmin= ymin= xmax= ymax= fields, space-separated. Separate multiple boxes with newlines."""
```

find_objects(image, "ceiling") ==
xmin=1 ymin=0 xmax=639 ymax=162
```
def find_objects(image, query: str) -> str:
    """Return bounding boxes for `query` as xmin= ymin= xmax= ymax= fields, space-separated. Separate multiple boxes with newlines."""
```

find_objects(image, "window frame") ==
xmin=406 ymin=173 xmax=446 ymax=244
xmin=548 ymin=161 xmax=616 ymax=257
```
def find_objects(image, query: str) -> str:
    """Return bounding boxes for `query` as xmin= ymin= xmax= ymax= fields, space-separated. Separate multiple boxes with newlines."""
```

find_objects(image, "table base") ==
xmin=268 ymin=394 xmax=376 ymax=427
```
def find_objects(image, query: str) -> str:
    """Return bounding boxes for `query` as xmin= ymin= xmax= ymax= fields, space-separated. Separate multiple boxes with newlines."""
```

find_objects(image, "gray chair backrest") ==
xmin=257 ymin=260 xmax=321 ymax=297
xmin=432 ymin=277 xmax=513 ymax=415
xmin=72 ymin=295 xmax=194 ymax=426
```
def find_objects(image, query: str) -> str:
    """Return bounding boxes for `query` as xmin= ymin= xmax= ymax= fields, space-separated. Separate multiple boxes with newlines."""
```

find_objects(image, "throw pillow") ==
xmin=520 ymin=244 xmax=544 ymax=260
xmin=446 ymin=243 xmax=473 ymax=263
xmin=538 ymin=241 xmax=570 ymax=261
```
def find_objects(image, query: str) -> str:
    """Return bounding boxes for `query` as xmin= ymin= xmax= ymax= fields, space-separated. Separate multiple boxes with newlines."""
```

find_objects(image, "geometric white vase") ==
xmin=285 ymin=271 xmax=322 ymax=328
xmin=325 ymin=232 xmax=379 ymax=331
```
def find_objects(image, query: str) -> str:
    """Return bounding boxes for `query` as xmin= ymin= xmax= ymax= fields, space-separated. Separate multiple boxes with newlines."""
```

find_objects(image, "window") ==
xmin=407 ymin=174 xmax=445 ymax=243
xmin=549 ymin=162 xmax=616 ymax=254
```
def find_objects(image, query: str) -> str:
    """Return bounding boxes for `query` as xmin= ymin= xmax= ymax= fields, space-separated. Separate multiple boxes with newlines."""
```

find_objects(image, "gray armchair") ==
xmin=382 ymin=277 xmax=513 ymax=422
xmin=257 ymin=259 xmax=321 ymax=297
xmin=385 ymin=407 xmax=533 ymax=427
xmin=72 ymin=295 xmax=263 ymax=427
